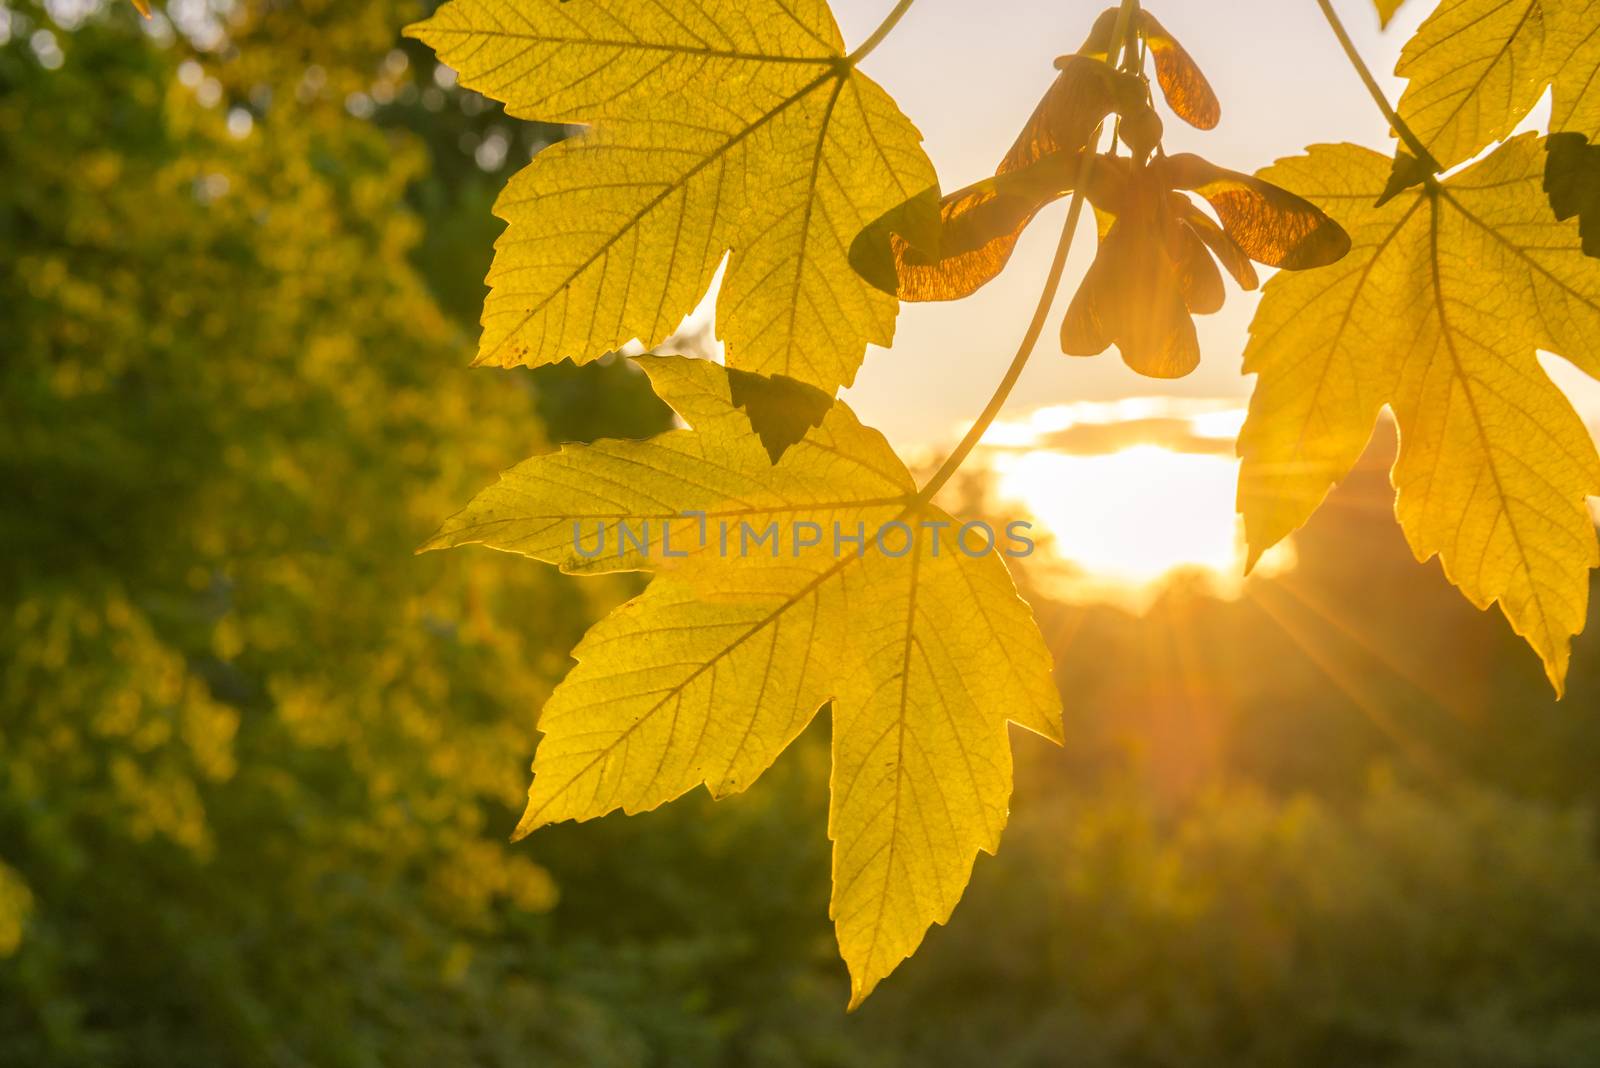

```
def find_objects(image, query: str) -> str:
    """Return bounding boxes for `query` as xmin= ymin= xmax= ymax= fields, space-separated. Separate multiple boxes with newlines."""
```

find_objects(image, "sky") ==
xmin=820 ymin=0 xmax=1429 ymax=451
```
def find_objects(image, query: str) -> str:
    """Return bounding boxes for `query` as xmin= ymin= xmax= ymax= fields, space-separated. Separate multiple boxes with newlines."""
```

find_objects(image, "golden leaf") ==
xmin=1394 ymin=0 xmax=1547 ymax=169
xmin=1549 ymin=0 xmax=1600 ymax=136
xmin=424 ymin=356 xmax=1061 ymax=1006
xmin=405 ymin=0 xmax=936 ymax=396
xmin=1239 ymin=137 xmax=1600 ymax=692
xmin=1392 ymin=0 xmax=1600 ymax=169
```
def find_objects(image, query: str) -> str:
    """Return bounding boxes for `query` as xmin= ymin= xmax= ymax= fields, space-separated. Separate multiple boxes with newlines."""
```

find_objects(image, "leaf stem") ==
xmin=1313 ymin=0 xmax=1440 ymax=172
xmin=846 ymin=0 xmax=919 ymax=66
xmin=914 ymin=0 xmax=1142 ymax=505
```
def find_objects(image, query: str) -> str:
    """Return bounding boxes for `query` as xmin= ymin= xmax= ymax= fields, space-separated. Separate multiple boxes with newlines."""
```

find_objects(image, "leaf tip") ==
xmin=1013 ymin=695 xmax=1065 ymax=745
xmin=1541 ymin=650 xmax=1571 ymax=701
xmin=1375 ymin=149 xmax=1433 ymax=207
xmin=510 ymin=807 xmax=544 ymax=843
xmin=1035 ymin=715 xmax=1066 ymax=747
xmin=844 ymin=976 xmax=877 ymax=1013
xmin=416 ymin=522 xmax=465 ymax=555
xmin=400 ymin=17 xmax=434 ymax=42
xmin=1374 ymin=0 xmax=1408 ymax=29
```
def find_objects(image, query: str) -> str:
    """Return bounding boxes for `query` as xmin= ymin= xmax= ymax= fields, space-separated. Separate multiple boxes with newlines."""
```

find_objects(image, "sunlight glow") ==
xmin=976 ymin=397 xmax=1247 ymax=448
xmin=995 ymin=446 xmax=1237 ymax=581
xmin=987 ymin=434 xmax=1294 ymax=609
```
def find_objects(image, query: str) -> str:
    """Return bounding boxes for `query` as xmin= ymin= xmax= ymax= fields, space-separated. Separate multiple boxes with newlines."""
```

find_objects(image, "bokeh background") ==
xmin=5 ymin=1 xmax=1600 ymax=1065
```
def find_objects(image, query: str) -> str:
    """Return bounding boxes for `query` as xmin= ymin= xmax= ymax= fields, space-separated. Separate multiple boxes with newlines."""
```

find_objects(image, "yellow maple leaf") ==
xmin=424 ymin=355 xmax=1061 ymax=1006
xmin=1238 ymin=136 xmax=1600 ymax=693
xmin=404 ymin=0 xmax=936 ymax=396
xmin=1549 ymin=0 xmax=1600 ymax=135
xmin=1393 ymin=0 xmax=1549 ymax=169
xmin=1393 ymin=0 xmax=1600 ymax=169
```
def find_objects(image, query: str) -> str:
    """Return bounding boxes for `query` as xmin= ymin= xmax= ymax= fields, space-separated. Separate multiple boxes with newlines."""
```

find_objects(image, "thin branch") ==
xmin=913 ymin=185 xmax=1090 ymax=505
xmin=915 ymin=0 xmax=1142 ymax=505
xmin=846 ymin=0 xmax=918 ymax=66
xmin=1313 ymin=0 xmax=1441 ymax=172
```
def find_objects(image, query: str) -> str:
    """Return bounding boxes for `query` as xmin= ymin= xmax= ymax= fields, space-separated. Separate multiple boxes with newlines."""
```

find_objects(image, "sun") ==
xmin=976 ymin=402 xmax=1294 ymax=608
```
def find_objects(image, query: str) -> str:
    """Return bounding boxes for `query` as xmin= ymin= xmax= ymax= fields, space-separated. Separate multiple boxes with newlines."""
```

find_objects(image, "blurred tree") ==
xmin=6 ymin=1 xmax=1600 ymax=1065
xmin=0 ymin=1 xmax=669 ymax=1063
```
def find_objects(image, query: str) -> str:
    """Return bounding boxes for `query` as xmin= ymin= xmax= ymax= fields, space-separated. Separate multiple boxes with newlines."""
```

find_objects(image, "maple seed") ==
xmin=1063 ymin=153 xmax=1348 ymax=377
xmin=1002 ymin=55 xmax=1151 ymax=174
xmin=856 ymin=152 xmax=1086 ymax=302
xmin=849 ymin=7 xmax=1350 ymax=379
xmin=1078 ymin=7 xmax=1220 ymax=131
xmin=849 ymin=51 xmax=1161 ymax=304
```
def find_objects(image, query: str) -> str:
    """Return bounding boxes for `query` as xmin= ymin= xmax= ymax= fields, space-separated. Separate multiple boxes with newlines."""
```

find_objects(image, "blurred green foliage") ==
xmin=4 ymin=2 xmax=1600 ymax=1065
xmin=0 ymin=1 xmax=667 ymax=1062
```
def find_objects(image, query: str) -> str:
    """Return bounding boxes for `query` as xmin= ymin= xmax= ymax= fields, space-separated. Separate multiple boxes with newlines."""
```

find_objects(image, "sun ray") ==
xmin=1247 ymin=585 xmax=1457 ymax=785
xmin=1273 ymin=575 xmax=1470 ymax=716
